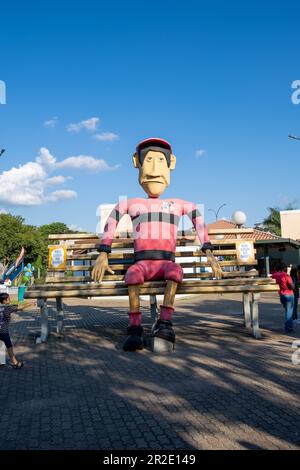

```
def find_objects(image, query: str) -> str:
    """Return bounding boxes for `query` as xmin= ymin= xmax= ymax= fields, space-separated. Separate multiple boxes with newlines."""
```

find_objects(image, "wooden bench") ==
xmin=25 ymin=229 xmax=278 ymax=343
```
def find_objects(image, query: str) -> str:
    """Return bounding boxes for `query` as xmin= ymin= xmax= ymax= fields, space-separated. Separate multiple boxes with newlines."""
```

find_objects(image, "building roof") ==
xmin=70 ymin=219 xmax=300 ymax=254
xmin=207 ymin=219 xmax=280 ymax=241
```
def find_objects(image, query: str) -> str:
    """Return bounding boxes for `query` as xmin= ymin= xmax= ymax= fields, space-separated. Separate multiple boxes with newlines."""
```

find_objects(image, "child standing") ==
xmin=0 ymin=293 xmax=24 ymax=369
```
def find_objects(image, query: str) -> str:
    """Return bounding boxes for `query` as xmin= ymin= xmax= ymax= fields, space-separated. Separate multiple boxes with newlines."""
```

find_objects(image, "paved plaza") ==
xmin=1 ymin=293 xmax=300 ymax=450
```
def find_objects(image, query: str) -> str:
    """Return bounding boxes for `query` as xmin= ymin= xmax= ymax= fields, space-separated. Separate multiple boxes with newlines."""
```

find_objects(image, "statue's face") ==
xmin=138 ymin=150 xmax=170 ymax=197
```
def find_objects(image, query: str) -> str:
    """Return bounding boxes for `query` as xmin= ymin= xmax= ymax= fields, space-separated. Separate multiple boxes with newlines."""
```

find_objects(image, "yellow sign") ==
xmin=236 ymin=240 xmax=255 ymax=263
xmin=48 ymin=245 xmax=67 ymax=269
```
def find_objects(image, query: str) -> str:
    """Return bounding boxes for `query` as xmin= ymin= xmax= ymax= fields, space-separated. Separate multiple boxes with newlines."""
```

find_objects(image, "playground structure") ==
xmin=0 ymin=248 xmax=34 ymax=301
xmin=0 ymin=247 xmax=25 ymax=285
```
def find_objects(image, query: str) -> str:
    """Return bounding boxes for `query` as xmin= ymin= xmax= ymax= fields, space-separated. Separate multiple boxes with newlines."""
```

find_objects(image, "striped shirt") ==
xmin=98 ymin=198 xmax=211 ymax=260
xmin=0 ymin=304 xmax=17 ymax=333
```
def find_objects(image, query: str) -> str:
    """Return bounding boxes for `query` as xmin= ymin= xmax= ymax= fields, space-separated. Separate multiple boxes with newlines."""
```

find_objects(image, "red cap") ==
xmin=136 ymin=137 xmax=172 ymax=153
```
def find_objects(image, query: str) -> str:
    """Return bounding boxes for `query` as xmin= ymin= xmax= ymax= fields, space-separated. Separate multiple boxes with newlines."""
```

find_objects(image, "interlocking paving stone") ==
xmin=0 ymin=293 xmax=300 ymax=449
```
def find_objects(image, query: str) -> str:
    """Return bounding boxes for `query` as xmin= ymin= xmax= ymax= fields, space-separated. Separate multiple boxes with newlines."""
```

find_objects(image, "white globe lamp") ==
xmin=232 ymin=211 xmax=247 ymax=227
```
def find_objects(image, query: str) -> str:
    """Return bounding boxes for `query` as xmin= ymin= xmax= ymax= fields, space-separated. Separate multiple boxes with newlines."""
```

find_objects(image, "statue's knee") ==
xmin=165 ymin=264 xmax=183 ymax=283
xmin=125 ymin=265 xmax=145 ymax=285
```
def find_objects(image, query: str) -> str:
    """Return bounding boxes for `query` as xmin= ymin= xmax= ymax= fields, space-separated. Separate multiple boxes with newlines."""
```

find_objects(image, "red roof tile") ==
xmin=207 ymin=220 xmax=280 ymax=241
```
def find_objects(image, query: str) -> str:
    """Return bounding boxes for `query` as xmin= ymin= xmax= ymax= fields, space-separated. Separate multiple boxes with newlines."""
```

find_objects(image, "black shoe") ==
xmin=123 ymin=325 xmax=144 ymax=351
xmin=152 ymin=319 xmax=175 ymax=345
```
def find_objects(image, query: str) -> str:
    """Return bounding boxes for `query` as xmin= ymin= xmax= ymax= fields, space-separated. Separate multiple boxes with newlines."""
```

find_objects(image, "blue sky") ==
xmin=0 ymin=0 xmax=300 ymax=231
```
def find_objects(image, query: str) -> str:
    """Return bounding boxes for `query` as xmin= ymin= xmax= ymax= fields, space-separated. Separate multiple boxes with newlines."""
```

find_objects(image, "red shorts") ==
xmin=125 ymin=260 xmax=183 ymax=285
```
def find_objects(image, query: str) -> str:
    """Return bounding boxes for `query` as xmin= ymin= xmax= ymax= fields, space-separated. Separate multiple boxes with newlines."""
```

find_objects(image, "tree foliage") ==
xmin=38 ymin=222 xmax=72 ymax=269
xmin=39 ymin=222 xmax=71 ymax=238
xmin=0 ymin=214 xmax=25 ymax=265
xmin=0 ymin=215 xmax=73 ymax=273
xmin=262 ymin=204 xmax=296 ymax=236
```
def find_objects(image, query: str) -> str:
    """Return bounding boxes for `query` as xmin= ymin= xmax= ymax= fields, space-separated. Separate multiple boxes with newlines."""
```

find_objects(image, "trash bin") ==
xmin=18 ymin=286 xmax=27 ymax=302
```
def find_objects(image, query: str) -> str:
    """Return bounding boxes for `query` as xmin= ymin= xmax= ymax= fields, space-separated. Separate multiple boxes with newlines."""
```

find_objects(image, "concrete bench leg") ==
xmin=251 ymin=292 xmax=261 ymax=339
xmin=243 ymin=293 xmax=252 ymax=330
xmin=56 ymin=297 xmax=64 ymax=334
xmin=150 ymin=295 xmax=158 ymax=323
xmin=36 ymin=298 xmax=49 ymax=344
xmin=0 ymin=341 xmax=6 ymax=365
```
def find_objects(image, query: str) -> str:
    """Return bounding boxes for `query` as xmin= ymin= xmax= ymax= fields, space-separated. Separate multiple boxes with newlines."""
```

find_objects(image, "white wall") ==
xmin=280 ymin=210 xmax=300 ymax=240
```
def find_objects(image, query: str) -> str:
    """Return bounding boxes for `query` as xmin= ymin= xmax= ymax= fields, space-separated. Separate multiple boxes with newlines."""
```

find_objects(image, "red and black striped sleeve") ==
xmin=185 ymin=203 xmax=212 ymax=252
xmin=96 ymin=201 xmax=128 ymax=254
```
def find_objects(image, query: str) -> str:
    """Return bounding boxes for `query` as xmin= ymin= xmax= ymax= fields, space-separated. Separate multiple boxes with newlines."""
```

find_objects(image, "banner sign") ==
xmin=48 ymin=245 xmax=67 ymax=269
xmin=236 ymin=240 xmax=255 ymax=263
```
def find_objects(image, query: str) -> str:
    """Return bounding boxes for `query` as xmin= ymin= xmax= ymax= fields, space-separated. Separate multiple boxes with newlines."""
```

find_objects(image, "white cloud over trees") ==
xmin=0 ymin=147 xmax=118 ymax=206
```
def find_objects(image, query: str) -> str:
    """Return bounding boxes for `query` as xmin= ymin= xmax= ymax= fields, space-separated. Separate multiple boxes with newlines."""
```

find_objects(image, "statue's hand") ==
xmin=92 ymin=252 xmax=115 ymax=283
xmin=205 ymin=249 xmax=223 ymax=280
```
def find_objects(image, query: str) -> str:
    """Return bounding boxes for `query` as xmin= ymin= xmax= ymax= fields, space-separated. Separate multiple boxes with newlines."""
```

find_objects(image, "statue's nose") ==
xmin=148 ymin=159 xmax=160 ymax=176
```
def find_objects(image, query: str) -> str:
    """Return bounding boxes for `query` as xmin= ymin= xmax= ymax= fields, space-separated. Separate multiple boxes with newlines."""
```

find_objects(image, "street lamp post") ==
xmin=208 ymin=203 xmax=227 ymax=221
xmin=232 ymin=211 xmax=247 ymax=272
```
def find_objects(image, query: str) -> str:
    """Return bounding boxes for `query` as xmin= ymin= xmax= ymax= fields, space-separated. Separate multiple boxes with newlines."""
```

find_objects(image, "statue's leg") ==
xmin=163 ymin=280 xmax=178 ymax=308
xmin=151 ymin=262 xmax=183 ymax=353
xmin=123 ymin=265 xmax=144 ymax=351
xmin=128 ymin=285 xmax=141 ymax=324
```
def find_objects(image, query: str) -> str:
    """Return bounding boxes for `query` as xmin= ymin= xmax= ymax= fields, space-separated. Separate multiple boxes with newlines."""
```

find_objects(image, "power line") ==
xmin=288 ymin=134 xmax=300 ymax=141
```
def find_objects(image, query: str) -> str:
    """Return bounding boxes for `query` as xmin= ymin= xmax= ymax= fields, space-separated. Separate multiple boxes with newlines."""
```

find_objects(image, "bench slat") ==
xmin=62 ymin=238 xmax=250 ymax=250
xmin=45 ymin=272 xmax=213 ymax=283
xmin=45 ymin=270 xmax=259 ymax=284
xmin=66 ymin=249 xmax=256 ymax=261
xmin=31 ymin=277 xmax=276 ymax=290
xmin=47 ymin=259 xmax=257 ymax=273
xmin=25 ymin=282 xmax=278 ymax=299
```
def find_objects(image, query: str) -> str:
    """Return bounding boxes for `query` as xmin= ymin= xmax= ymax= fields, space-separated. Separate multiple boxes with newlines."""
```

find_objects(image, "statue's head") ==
xmin=132 ymin=138 xmax=176 ymax=198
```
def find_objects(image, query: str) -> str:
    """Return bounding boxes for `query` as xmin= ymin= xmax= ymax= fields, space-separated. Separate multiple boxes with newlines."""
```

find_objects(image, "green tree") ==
xmin=39 ymin=222 xmax=71 ymax=238
xmin=0 ymin=214 xmax=45 ymax=265
xmin=262 ymin=204 xmax=296 ymax=236
xmin=0 ymin=215 xmax=81 ymax=280
xmin=38 ymin=223 xmax=72 ymax=272
xmin=19 ymin=225 xmax=44 ymax=265
xmin=0 ymin=214 xmax=25 ymax=265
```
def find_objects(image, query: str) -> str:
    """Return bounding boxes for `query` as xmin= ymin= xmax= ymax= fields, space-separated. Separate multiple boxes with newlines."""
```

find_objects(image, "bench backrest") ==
xmin=45 ymin=229 xmax=258 ymax=285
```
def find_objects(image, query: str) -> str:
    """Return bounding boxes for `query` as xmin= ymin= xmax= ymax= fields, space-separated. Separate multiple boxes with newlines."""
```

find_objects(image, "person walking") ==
xmin=271 ymin=262 xmax=295 ymax=333
xmin=291 ymin=266 xmax=300 ymax=323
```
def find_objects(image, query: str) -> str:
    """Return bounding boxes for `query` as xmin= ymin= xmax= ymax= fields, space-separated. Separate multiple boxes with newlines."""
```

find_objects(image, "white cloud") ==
xmin=69 ymin=223 xmax=88 ymax=232
xmin=67 ymin=117 xmax=99 ymax=133
xmin=94 ymin=132 xmax=119 ymax=142
xmin=36 ymin=147 xmax=56 ymax=168
xmin=46 ymin=190 xmax=77 ymax=202
xmin=45 ymin=175 xmax=70 ymax=186
xmin=0 ymin=149 xmax=71 ymax=206
xmin=44 ymin=117 xmax=58 ymax=128
xmin=0 ymin=147 xmax=118 ymax=206
xmin=195 ymin=149 xmax=206 ymax=158
xmin=57 ymin=155 xmax=119 ymax=171
xmin=0 ymin=161 xmax=48 ymax=205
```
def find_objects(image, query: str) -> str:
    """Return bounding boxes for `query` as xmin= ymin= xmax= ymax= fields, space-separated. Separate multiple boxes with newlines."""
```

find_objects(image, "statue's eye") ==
xmin=160 ymin=157 xmax=164 ymax=161
xmin=147 ymin=157 xmax=152 ymax=161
